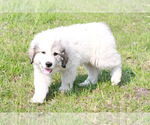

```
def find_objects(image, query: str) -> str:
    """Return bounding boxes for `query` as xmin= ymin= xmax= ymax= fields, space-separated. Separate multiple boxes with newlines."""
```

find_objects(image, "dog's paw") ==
xmin=111 ymin=82 xmax=119 ymax=86
xmin=59 ymin=86 xmax=71 ymax=92
xmin=30 ymin=97 xmax=44 ymax=104
xmin=78 ymin=80 xmax=90 ymax=87
xmin=111 ymin=77 xmax=120 ymax=86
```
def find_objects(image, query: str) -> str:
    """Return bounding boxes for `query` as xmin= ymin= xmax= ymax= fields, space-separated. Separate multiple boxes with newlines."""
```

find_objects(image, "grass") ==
xmin=0 ymin=0 xmax=150 ymax=13
xmin=0 ymin=13 xmax=150 ymax=113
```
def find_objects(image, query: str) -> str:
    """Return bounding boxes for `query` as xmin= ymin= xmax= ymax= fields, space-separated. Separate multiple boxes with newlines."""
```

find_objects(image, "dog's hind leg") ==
xmin=78 ymin=63 xmax=99 ymax=86
xmin=110 ymin=65 xmax=122 ymax=85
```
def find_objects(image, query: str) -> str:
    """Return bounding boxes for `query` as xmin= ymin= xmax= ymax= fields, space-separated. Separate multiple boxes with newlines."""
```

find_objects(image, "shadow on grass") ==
xmin=46 ymin=66 xmax=135 ymax=101
xmin=120 ymin=66 xmax=135 ymax=86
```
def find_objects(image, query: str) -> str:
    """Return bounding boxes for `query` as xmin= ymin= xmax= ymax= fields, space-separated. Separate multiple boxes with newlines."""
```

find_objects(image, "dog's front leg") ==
xmin=30 ymin=65 xmax=51 ymax=103
xmin=59 ymin=68 xmax=77 ymax=92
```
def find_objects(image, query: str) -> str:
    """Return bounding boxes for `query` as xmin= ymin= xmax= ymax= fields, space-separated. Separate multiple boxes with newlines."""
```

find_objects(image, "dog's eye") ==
xmin=53 ymin=52 xmax=58 ymax=56
xmin=41 ymin=51 xmax=46 ymax=54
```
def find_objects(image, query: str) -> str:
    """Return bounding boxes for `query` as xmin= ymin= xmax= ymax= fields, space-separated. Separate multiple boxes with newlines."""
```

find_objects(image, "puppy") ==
xmin=29 ymin=22 xmax=122 ymax=103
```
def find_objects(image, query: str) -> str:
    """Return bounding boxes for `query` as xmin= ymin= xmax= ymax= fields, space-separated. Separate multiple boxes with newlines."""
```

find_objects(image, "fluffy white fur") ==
xmin=29 ymin=22 xmax=122 ymax=103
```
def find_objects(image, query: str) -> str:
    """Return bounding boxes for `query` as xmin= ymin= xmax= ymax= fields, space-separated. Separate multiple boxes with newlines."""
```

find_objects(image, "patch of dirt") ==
xmin=143 ymin=60 xmax=150 ymax=71
xmin=134 ymin=87 xmax=150 ymax=99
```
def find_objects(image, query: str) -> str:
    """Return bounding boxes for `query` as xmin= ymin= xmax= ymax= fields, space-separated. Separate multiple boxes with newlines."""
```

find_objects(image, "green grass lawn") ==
xmin=0 ymin=13 xmax=150 ymax=112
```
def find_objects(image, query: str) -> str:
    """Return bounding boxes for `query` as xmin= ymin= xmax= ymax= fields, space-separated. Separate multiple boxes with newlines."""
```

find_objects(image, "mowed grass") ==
xmin=0 ymin=13 xmax=150 ymax=112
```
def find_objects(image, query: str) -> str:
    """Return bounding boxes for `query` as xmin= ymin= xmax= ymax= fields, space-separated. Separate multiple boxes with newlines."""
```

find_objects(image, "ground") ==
xmin=0 ymin=13 xmax=150 ymax=112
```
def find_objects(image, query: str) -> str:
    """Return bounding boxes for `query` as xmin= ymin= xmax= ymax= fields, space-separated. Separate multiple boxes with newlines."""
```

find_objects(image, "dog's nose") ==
xmin=46 ymin=62 xmax=52 ymax=68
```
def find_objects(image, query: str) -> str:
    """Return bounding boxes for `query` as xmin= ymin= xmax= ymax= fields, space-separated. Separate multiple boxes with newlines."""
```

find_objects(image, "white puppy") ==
xmin=29 ymin=22 xmax=122 ymax=103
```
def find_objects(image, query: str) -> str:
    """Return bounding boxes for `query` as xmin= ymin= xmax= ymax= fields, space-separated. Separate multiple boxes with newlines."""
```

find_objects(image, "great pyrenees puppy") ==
xmin=29 ymin=22 xmax=122 ymax=103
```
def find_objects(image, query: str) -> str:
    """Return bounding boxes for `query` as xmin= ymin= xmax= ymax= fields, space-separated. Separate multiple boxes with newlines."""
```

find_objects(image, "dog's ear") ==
xmin=60 ymin=50 xmax=68 ymax=68
xmin=29 ymin=44 xmax=39 ymax=64
xmin=52 ymin=40 xmax=68 ymax=68
xmin=29 ymin=46 xmax=35 ymax=64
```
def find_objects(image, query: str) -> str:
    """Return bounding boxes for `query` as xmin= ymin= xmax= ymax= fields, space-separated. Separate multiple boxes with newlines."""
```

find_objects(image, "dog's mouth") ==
xmin=41 ymin=67 xmax=53 ymax=74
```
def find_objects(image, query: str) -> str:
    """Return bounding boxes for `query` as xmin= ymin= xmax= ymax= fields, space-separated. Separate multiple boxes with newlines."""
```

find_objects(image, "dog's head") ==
xmin=29 ymin=34 xmax=68 ymax=74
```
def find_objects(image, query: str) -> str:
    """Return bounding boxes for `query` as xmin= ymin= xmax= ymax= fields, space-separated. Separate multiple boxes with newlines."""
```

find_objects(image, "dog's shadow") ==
xmin=46 ymin=66 xmax=135 ymax=101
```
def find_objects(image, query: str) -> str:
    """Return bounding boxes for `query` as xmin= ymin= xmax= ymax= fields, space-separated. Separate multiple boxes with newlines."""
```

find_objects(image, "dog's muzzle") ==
xmin=41 ymin=61 xmax=53 ymax=74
